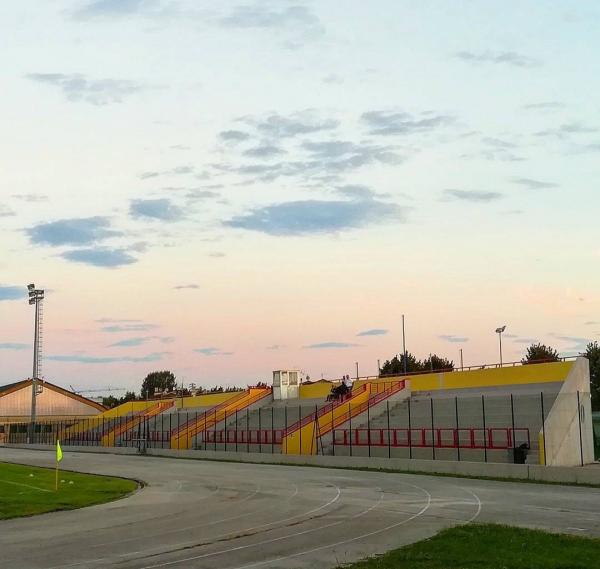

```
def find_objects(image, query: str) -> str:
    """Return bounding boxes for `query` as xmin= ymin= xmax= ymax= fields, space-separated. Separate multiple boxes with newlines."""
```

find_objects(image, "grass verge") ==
xmin=342 ymin=524 xmax=600 ymax=569
xmin=0 ymin=461 xmax=138 ymax=520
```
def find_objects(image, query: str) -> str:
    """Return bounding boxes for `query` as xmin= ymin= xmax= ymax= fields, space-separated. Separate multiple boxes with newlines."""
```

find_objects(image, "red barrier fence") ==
xmin=201 ymin=429 xmax=285 ymax=445
xmin=332 ymin=427 xmax=530 ymax=450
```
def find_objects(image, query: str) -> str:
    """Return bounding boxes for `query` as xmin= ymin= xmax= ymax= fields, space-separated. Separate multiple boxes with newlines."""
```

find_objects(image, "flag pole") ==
xmin=55 ymin=439 xmax=63 ymax=491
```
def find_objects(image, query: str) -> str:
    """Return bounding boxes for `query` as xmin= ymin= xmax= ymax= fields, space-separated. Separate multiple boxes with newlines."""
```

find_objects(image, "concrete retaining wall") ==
xmin=543 ymin=357 xmax=594 ymax=466
xmin=7 ymin=443 xmax=600 ymax=486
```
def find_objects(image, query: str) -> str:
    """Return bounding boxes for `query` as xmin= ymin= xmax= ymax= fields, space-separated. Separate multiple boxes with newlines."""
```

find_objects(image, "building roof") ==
xmin=0 ymin=379 xmax=106 ymax=412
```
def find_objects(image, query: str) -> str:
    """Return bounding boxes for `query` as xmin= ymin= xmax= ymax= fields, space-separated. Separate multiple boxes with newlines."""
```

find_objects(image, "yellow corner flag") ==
xmin=55 ymin=439 xmax=63 ymax=491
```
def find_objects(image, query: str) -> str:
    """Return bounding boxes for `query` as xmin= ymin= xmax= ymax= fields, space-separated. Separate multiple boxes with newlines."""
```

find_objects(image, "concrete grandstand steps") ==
xmin=319 ymin=386 xmax=562 ymax=462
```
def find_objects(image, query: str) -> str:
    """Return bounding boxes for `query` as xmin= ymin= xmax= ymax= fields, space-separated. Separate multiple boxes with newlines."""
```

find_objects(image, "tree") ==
xmin=585 ymin=341 xmax=600 ymax=411
xmin=422 ymin=354 xmax=454 ymax=372
xmin=141 ymin=370 xmax=177 ymax=399
xmin=102 ymin=395 xmax=120 ymax=408
xmin=379 ymin=352 xmax=453 ymax=376
xmin=101 ymin=390 xmax=137 ymax=409
xmin=522 ymin=343 xmax=560 ymax=364
xmin=379 ymin=353 xmax=422 ymax=376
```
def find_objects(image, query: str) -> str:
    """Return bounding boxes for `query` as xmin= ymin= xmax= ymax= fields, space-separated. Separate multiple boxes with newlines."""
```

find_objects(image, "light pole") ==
xmin=459 ymin=348 xmax=464 ymax=371
xmin=402 ymin=314 xmax=407 ymax=374
xmin=27 ymin=283 xmax=44 ymax=443
xmin=495 ymin=326 xmax=506 ymax=366
xmin=355 ymin=362 xmax=359 ymax=380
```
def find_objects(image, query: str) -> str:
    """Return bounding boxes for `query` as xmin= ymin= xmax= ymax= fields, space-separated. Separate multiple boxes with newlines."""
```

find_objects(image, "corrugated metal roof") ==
xmin=0 ymin=380 xmax=29 ymax=394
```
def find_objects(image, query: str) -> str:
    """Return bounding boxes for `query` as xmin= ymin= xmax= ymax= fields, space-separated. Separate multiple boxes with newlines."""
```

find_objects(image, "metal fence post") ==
xmin=224 ymin=409 xmax=228 ymax=452
xmin=315 ymin=404 xmax=320 ymax=455
xmin=430 ymin=398 xmax=435 ymax=460
xmin=348 ymin=403 xmax=352 ymax=457
xmin=577 ymin=391 xmax=584 ymax=466
xmin=246 ymin=408 xmax=250 ymax=453
xmin=299 ymin=405 xmax=302 ymax=455
xmin=387 ymin=400 xmax=391 ymax=459
xmin=332 ymin=402 xmax=335 ymax=456
xmin=482 ymin=394 xmax=487 ymax=463
xmin=258 ymin=407 xmax=262 ymax=453
xmin=540 ymin=392 xmax=546 ymax=465
xmin=510 ymin=393 xmax=515 ymax=449
xmin=270 ymin=406 xmax=274 ymax=454
xmin=235 ymin=409 xmax=239 ymax=452
xmin=367 ymin=401 xmax=371 ymax=457
xmin=283 ymin=405 xmax=288 ymax=454
xmin=455 ymin=396 xmax=460 ymax=462
xmin=408 ymin=397 xmax=412 ymax=459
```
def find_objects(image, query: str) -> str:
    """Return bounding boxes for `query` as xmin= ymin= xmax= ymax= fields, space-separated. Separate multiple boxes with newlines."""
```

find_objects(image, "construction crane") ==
xmin=69 ymin=386 xmax=128 ymax=395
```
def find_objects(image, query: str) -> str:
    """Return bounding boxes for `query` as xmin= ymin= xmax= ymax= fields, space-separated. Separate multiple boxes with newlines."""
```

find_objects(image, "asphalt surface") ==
xmin=2 ymin=448 xmax=600 ymax=569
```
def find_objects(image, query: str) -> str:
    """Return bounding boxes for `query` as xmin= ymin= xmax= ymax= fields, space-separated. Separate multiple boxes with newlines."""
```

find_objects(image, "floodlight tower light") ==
xmin=26 ymin=283 xmax=45 ymax=443
xmin=495 ymin=325 xmax=506 ymax=366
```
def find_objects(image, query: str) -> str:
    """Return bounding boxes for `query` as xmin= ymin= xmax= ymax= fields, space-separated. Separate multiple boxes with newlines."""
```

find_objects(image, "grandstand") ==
xmin=6 ymin=357 xmax=594 ymax=468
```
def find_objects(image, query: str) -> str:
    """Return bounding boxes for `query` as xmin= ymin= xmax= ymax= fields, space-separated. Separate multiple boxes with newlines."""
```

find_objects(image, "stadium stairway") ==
xmin=101 ymin=400 xmax=174 ymax=447
xmin=282 ymin=380 xmax=408 ymax=455
xmin=170 ymin=387 xmax=272 ymax=450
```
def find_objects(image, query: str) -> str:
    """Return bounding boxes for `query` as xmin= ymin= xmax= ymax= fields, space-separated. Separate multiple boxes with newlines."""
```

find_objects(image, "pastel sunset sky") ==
xmin=1 ymin=1 xmax=599 ymax=393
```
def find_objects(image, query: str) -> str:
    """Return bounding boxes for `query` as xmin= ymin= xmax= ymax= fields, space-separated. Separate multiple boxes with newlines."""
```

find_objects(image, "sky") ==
xmin=1 ymin=1 xmax=599 ymax=394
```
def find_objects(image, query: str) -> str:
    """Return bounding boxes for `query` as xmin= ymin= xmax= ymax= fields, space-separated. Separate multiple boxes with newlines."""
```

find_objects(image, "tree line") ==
xmin=102 ymin=370 xmax=243 ymax=408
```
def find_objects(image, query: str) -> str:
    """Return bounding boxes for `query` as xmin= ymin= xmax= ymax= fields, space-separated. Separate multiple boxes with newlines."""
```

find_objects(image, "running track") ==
xmin=2 ymin=448 xmax=600 ymax=569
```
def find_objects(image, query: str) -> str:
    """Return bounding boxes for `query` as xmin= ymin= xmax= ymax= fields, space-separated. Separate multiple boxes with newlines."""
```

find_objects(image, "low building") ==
xmin=0 ymin=379 xmax=105 ymax=443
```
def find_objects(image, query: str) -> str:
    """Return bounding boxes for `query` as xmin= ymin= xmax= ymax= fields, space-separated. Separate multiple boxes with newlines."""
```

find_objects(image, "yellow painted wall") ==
xmin=299 ymin=382 xmax=337 ymax=399
xmin=101 ymin=401 xmax=156 ymax=418
xmin=298 ymin=362 xmax=572 ymax=399
xmin=410 ymin=361 xmax=572 ymax=392
xmin=176 ymin=392 xmax=240 ymax=409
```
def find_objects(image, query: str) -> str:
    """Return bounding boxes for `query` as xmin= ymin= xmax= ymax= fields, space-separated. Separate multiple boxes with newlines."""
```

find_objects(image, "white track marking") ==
xmin=138 ymin=486 xmax=386 ymax=569
xmin=127 ymin=484 xmax=343 ymax=565
xmin=46 ymin=483 xmax=339 ymax=569
xmin=218 ymin=481 xmax=434 ymax=569
xmin=92 ymin=482 xmax=268 ymax=548
xmin=0 ymin=479 xmax=52 ymax=493
xmin=458 ymin=487 xmax=482 ymax=523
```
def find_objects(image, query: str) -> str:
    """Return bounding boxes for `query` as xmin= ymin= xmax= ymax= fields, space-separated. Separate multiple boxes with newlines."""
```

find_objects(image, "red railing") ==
xmin=126 ymin=429 xmax=285 ymax=444
xmin=284 ymin=380 xmax=405 ymax=438
xmin=201 ymin=429 xmax=285 ymax=445
xmin=332 ymin=427 xmax=530 ymax=450
xmin=283 ymin=384 xmax=369 ymax=436
xmin=170 ymin=390 xmax=249 ymax=436
xmin=331 ymin=380 xmax=405 ymax=429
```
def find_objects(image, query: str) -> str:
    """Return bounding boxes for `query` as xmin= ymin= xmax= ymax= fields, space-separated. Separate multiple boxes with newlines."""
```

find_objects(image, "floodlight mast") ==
xmin=27 ymin=283 xmax=44 ymax=444
xmin=495 ymin=325 xmax=506 ymax=366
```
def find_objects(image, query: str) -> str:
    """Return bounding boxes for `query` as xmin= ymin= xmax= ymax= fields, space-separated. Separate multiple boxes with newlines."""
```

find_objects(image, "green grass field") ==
xmin=342 ymin=524 xmax=600 ymax=569
xmin=0 ymin=462 xmax=138 ymax=520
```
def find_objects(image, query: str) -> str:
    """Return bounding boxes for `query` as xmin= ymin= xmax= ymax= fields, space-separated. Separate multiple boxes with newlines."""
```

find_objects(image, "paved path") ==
xmin=1 ymin=448 xmax=600 ymax=569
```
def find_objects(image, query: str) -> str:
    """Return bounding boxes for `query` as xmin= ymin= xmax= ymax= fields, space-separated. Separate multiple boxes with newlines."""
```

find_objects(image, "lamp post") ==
xmin=495 ymin=325 xmax=506 ymax=366
xmin=27 ymin=283 xmax=44 ymax=444
xmin=459 ymin=348 xmax=464 ymax=371
xmin=402 ymin=314 xmax=407 ymax=374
